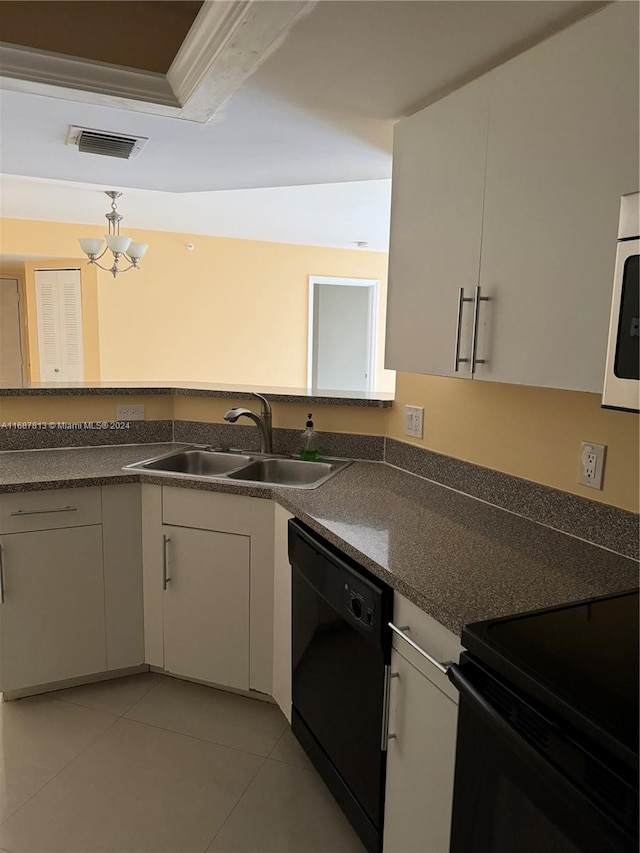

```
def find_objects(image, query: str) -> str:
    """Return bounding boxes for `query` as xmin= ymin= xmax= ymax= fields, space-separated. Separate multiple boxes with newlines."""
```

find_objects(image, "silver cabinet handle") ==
xmin=470 ymin=285 xmax=490 ymax=375
xmin=380 ymin=665 xmax=399 ymax=750
xmin=389 ymin=622 xmax=453 ymax=675
xmin=10 ymin=506 xmax=77 ymax=517
xmin=0 ymin=543 xmax=5 ymax=604
xmin=162 ymin=534 xmax=171 ymax=590
xmin=454 ymin=287 xmax=474 ymax=373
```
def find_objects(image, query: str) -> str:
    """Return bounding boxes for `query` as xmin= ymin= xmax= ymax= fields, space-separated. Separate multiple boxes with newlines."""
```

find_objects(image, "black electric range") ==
xmin=447 ymin=589 xmax=639 ymax=853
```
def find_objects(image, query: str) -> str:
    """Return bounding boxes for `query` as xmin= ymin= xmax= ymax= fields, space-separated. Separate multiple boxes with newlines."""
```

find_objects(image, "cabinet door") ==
xmin=385 ymin=77 xmax=488 ymax=378
xmin=0 ymin=525 xmax=106 ymax=693
xmin=475 ymin=3 xmax=639 ymax=391
xmin=162 ymin=525 xmax=250 ymax=691
xmin=383 ymin=648 xmax=458 ymax=853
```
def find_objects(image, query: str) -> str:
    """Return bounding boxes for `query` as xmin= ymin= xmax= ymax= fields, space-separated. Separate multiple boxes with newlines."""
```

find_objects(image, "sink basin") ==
xmin=131 ymin=449 xmax=253 ymax=476
xmin=227 ymin=458 xmax=338 ymax=487
xmin=123 ymin=446 xmax=351 ymax=488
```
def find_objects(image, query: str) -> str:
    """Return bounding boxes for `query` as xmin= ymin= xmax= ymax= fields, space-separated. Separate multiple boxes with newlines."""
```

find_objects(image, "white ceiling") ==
xmin=0 ymin=174 xmax=392 ymax=251
xmin=0 ymin=1 xmax=600 ymax=193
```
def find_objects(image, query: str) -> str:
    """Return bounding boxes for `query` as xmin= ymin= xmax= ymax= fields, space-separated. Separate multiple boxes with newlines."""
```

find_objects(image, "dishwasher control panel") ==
xmin=345 ymin=582 xmax=375 ymax=628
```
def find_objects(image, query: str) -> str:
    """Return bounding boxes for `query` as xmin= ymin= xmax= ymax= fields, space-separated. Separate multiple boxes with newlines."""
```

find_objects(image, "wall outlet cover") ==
xmin=116 ymin=404 xmax=145 ymax=421
xmin=404 ymin=405 xmax=424 ymax=439
xmin=578 ymin=441 xmax=606 ymax=489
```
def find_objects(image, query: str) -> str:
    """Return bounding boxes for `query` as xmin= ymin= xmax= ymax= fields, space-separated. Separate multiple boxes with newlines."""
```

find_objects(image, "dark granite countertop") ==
xmin=0 ymin=444 xmax=636 ymax=636
xmin=0 ymin=380 xmax=394 ymax=408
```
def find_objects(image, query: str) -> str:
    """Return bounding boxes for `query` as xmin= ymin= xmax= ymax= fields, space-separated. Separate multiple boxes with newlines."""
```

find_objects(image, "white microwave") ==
xmin=603 ymin=192 xmax=639 ymax=412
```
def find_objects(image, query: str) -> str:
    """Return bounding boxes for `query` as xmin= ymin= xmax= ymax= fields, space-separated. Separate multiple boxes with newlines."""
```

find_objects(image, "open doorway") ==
xmin=307 ymin=276 xmax=378 ymax=392
xmin=0 ymin=276 xmax=25 ymax=384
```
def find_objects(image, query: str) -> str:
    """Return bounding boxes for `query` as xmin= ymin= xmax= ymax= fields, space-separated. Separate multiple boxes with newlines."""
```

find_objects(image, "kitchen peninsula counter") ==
xmin=1 ymin=443 xmax=636 ymax=636
xmin=0 ymin=381 xmax=394 ymax=408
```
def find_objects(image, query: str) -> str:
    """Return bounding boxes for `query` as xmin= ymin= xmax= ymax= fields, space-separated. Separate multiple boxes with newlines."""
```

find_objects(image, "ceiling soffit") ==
xmin=0 ymin=0 xmax=316 ymax=123
xmin=0 ymin=2 xmax=203 ymax=73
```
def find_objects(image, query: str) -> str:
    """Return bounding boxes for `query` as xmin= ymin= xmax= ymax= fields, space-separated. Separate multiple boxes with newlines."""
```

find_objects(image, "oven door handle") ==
xmin=447 ymin=664 xmax=634 ymax=842
xmin=448 ymin=664 xmax=558 ymax=761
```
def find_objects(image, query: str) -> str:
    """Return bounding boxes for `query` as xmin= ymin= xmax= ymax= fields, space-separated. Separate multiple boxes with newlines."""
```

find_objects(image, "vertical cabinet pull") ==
xmin=470 ymin=285 xmax=490 ymax=375
xmin=162 ymin=535 xmax=171 ymax=590
xmin=0 ymin=543 xmax=5 ymax=604
xmin=455 ymin=286 xmax=490 ymax=375
xmin=454 ymin=287 xmax=473 ymax=372
xmin=381 ymin=665 xmax=399 ymax=751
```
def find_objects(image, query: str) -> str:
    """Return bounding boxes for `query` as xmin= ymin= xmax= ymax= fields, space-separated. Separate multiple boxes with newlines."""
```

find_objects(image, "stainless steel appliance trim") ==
xmin=454 ymin=287 xmax=473 ymax=372
xmin=618 ymin=191 xmax=640 ymax=240
xmin=602 ymin=235 xmax=640 ymax=411
xmin=162 ymin=534 xmax=171 ymax=590
xmin=470 ymin=285 xmax=490 ymax=375
xmin=10 ymin=506 xmax=78 ymax=517
xmin=389 ymin=622 xmax=452 ymax=675
xmin=0 ymin=543 xmax=5 ymax=604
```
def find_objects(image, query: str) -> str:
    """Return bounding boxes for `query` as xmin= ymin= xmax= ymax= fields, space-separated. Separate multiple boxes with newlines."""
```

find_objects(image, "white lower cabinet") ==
xmin=162 ymin=525 xmax=250 ymax=690
xmin=0 ymin=524 xmax=107 ymax=693
xmin=384 ymin=594 xmax=462 ymax=853
xmin=384 ymin=648 xmax=458 ymax=853
xmin=0 ymin=484 xmax=144 ymax=696
xmin=142 ymin=485 xmax=275 ymax=695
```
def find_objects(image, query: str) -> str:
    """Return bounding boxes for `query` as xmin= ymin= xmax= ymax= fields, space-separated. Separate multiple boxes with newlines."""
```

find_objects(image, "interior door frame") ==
xmin=0 ymin=274 xmax=27 ymax=384
xmin=307 ymin=275 xmax=379 ymax=391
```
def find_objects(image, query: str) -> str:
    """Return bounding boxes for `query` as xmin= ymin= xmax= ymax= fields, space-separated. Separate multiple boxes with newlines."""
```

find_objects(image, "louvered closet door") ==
xmin=35 ymin=269 xmax=84 ymax=381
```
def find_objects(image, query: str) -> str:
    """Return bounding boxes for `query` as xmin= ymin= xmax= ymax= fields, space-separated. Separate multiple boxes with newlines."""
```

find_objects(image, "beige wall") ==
xmin=1 ymin=222 xmax=637 ymax=513
xmin=1 ymin=378 xmax=637 ymax=513
xmin=389 ymin=372 xmax=639 ymax=513
xmin=172 ymin=395 xmax=388 ymax=434
xmin=0 ymin=394 xmax=387 ymax=436
xmin=0 ymin=394 xmax=174 ymax=423
xmin=0 ymin=218 xmax=395 ymax=392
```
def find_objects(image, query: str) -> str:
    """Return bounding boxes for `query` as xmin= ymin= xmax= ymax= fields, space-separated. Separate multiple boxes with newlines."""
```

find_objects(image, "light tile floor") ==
xmin=0 ymin=674 xmax=364 ymax=853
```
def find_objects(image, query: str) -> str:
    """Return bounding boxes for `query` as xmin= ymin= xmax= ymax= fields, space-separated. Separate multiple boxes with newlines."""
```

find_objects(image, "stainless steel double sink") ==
xmin=123 ymin=447 xmax=352 ymax=489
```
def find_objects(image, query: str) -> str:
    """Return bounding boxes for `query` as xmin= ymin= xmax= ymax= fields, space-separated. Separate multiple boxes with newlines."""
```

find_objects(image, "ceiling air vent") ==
xmin=66 ymin=126 xmax=148 ymax=159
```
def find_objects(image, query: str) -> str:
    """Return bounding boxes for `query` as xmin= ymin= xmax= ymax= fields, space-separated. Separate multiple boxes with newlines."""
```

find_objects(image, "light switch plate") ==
xmin=116 ymin=404 xmax=145 ymax=421
xmin=404 ymin=405 xmax=424 ymax=439
xmin=578 ymin=441 xmax=606 ymax=489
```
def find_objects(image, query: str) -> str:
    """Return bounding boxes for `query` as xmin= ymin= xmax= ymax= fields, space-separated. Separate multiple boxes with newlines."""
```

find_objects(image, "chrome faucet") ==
xmin=223 ymin=393 xmax=273 ymax=454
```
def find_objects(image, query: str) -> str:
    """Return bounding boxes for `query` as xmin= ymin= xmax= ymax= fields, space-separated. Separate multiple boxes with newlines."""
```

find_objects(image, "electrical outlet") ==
xmin=404 ymin=405 xmax=424 ymax=439
xmin=578 ymin=441 xmax=606 ymax=489
xmin=116 ymin=404 xmax=145 ymax=421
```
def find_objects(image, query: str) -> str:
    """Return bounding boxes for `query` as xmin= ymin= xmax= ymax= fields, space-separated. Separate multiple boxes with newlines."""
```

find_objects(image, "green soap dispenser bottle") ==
xmin=300 ymin=413 xmax=320 ymax=461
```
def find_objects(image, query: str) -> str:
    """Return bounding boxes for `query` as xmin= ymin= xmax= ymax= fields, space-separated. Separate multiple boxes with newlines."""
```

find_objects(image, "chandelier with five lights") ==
xmin=78 ymin=191 xmax=148 ymax=277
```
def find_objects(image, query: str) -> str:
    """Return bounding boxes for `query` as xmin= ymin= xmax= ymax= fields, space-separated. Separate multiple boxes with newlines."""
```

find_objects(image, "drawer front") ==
xmin=162 ymin=486 xmax=266 ymax=535
xmin=392 ymin=593 xmax=463 ymax=703
xmin=0 ymin=487 xmax=102 ymax=533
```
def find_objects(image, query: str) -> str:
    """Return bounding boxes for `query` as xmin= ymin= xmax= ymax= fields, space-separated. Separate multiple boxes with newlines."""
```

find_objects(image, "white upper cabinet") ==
xmin=475 ymin=2 xmax=640 ymax=391
xmin=385 ymin=3 xmax=640 ymax=392
xmin=385 ymin=77 xmax=489 ymax=378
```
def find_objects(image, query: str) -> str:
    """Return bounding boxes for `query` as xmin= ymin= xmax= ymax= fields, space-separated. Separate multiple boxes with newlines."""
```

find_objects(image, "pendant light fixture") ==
xmin=78 ymin=191 xmax=148 ymax=277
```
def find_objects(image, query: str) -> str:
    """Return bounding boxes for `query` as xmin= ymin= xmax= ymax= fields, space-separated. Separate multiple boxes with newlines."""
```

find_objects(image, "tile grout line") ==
xmin=0 ymin=705 xmax=121 ymax=831
xmin=120 ymin=713 xmax=286 ymax=760
xmin=52 ymin=673 xmax=166 ymax=717
xmin=0 ymin=676 xmax=166 ymax=833
xmin=200 ymin=755 xmax=269 ymax=853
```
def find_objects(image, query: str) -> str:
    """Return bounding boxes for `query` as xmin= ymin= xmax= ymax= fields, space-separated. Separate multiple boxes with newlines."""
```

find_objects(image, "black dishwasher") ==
xmin=289 ymin=519 xmax=393 ymax=853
